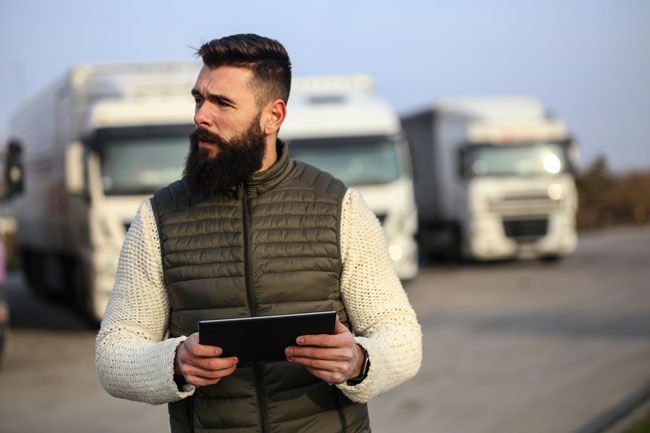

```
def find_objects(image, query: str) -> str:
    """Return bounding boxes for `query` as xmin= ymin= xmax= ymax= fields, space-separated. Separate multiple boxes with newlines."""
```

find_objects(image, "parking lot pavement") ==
xmin=371 ymin=226 xmax=650 ymax=433
xmin=0 ymin=226 xmax=649 ymax=433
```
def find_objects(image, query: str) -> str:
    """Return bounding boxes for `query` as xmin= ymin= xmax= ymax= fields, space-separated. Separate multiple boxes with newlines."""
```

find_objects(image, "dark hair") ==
xmin=197 ymin=34 xmax=292 ymax=106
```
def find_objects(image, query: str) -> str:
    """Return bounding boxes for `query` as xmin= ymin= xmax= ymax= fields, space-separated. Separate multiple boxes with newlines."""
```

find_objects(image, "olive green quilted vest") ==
xmin=151 ymin=142 xmax=370 ymax=433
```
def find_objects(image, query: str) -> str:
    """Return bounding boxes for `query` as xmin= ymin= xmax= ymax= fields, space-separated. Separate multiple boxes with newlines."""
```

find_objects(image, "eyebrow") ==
xmin=191 ymin=87 xmax=236 ymax=107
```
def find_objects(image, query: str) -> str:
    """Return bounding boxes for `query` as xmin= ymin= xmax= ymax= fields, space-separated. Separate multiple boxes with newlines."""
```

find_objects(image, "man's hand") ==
xmin=175 ymin=332 xmax=238 ymax=387
xmin=285 ymin=315 xmax=365 ymax=384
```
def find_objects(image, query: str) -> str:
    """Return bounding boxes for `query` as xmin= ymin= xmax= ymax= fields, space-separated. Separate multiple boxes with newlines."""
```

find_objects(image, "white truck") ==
xmin=280 ymin=75 xmax=419 ymax=280
xmin=401 ymin=96 xmax=578 ymax=261
xmin=6 ymin=62 xmax=199 ymax=321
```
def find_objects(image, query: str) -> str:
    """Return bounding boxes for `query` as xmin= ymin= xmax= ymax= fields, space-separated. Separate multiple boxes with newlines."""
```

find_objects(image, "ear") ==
xmin=262 ymin=99 xmax=287 ymax=135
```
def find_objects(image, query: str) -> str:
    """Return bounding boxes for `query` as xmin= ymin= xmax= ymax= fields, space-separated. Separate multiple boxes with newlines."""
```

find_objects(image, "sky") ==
xmin=1 ymin=0 xmax=649 ymax=172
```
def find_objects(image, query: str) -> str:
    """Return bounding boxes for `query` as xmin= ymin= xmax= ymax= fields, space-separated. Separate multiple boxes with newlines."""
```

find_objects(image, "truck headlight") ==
xmin=389 ymin=244 xmax=407 ymax=263
xmin=547 ymin=183 xmax=564 ymax=201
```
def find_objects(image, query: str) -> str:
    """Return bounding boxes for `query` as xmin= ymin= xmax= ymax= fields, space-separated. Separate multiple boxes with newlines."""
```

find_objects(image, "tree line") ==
xmin=576 ymin=156 xmax=650 ymax=230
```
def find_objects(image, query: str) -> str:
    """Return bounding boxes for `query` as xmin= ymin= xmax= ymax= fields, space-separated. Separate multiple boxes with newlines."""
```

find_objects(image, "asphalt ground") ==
xmin=0 ymin=226 xmax=649 ymax=433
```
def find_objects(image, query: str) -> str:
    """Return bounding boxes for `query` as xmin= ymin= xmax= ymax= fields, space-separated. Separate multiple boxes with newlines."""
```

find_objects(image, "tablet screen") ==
xmin=198 ymin=310 xmax=337 ymax=362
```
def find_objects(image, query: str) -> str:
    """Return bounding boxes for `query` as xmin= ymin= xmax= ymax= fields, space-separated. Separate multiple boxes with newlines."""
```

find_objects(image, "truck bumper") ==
xmin=469 ymin=212 xmax=576 ymax=260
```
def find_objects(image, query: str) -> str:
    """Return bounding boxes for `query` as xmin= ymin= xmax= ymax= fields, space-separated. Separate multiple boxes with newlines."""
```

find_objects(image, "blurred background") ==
xmin=0 ymin=1 xmax=649 ymax=433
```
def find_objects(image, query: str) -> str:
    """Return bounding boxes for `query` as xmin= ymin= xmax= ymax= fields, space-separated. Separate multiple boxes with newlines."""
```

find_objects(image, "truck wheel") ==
xmin=21 ymin=250 xmax=46 ymax=297
xmin=71 ymin=262 xmax=92 ymax=320
xmin=540 ymin=255 xmax=562 ymax=264
xmin=444 ymin=226 xmax=464 ymax=263
xmin=72 ymin=264 xmax=104 ymax=324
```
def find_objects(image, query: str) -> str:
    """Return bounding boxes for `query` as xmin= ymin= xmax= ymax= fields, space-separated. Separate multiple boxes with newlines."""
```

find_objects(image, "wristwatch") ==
xmin=346 ymin=345 xmax=370 ymax=386
xmin=174 ymin=374 xmax=188 ymax=391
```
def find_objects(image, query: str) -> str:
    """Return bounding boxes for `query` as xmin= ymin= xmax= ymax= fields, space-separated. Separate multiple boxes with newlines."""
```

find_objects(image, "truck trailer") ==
xmin=6 ymin=65 xmax=418 ymax=322
xmin=6 ymin=62 xmax=199 ymax=321
xmin=280 ymin=75 xmax=419 ymax=280
xmin=402 ymin=96 xmax=578 ymax=261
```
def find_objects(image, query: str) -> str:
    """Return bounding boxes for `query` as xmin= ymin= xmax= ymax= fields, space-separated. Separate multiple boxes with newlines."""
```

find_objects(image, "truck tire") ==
xmin=21 ymin=249 xmax=46 ymax=297
xmin=70 ymin=261 xmax=93 ymax=321
xmin=445 ymin=226 xmax=464 ymax=262
xmin=540 ymin=254 xmax=562 ymax=264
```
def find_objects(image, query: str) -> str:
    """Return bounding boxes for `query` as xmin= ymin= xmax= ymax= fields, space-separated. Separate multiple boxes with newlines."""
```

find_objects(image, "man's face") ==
xmin=191 ymin=65 xmax=263 ymax=159
xmin=183 ymin=66 xmax=268 ymax=194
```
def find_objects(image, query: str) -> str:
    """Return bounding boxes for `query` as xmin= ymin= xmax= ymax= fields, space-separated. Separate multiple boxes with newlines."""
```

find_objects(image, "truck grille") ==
xmin=503 ymin=218 xmax=548 ymax=239
xmin=489 ymin=197 xmax=558 ymax=215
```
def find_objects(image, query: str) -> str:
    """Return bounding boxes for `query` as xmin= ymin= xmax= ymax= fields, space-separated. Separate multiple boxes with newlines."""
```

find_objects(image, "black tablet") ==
xmin=198 ymin=310 xmax=337 ymax=362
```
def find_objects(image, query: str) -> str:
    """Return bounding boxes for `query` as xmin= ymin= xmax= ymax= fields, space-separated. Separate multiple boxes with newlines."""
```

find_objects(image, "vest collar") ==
xmin=243 ymin=139 xmax=293 ymax=198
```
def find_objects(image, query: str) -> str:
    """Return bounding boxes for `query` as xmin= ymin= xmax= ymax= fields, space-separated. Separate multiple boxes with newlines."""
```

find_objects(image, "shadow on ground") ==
xmin=4 ymin=273 xmax=96 ymax=332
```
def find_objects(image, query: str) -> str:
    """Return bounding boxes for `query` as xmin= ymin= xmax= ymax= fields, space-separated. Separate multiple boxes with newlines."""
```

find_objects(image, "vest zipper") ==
xmin=241 ymin=187 xmax=269 ymax=433
xmin=188 ymin=396 xmax=194 ymax=432
xmin=254 ymin=362 xmax=271 ymax=433
xmin=334 ymin=391 xmax=349 ymax=433
xmin=241 ymin=186 xmax=256 ymax=316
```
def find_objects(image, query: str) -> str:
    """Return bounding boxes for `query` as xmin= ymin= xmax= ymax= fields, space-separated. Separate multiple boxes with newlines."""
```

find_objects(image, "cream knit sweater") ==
xmin=96 ymin=188 xmax=422 ymax=405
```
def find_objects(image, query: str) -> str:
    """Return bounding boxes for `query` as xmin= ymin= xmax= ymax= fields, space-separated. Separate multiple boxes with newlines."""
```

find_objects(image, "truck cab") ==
xmin=281 ymin=76 xmax=418 ymax=280
xmin=403 ymin=96 xmax=578 ymax=261
xmin=8 ymin=63 xmax=198 ymax=321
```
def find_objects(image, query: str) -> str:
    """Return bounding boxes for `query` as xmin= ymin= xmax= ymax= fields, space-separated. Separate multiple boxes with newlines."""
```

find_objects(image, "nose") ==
xmin=194 ymin=103 xmax=211 ymax=128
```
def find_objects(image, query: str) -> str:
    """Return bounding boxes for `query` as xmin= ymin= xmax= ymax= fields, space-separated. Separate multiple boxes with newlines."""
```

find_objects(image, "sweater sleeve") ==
xmin=95 ymin=199 xmax=195 ymax=405
xmin=335 ymin=188 xmax=422 ymax=402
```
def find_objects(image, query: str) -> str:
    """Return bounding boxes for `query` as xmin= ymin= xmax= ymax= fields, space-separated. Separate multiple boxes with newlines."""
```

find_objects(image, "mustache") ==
xmin=190 ymin=127 xmax=223 ymax=145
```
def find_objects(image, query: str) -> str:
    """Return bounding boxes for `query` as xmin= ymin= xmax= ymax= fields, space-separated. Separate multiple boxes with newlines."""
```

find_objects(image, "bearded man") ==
xmin=96 ymin=33 xmax=422 ymax=433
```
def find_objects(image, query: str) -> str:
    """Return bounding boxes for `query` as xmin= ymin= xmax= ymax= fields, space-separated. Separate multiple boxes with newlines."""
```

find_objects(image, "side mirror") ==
xmin=65 ymin=141 xmax=85 ymax=194
xmin=3 ymin=140 xmax=24 ymax=199
xmin=565 ymin=138 xmax=579 ymax=176
xmin=457 ymin=147 xmax=468 ymax=178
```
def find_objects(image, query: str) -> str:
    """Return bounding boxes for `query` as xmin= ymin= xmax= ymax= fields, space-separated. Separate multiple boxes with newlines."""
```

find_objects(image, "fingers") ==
xmin=285 ymin=345 xmax=353 ymax=362
xmin=287 ymin=355 xmax=348 ymax=372
xmin=286 ymin=317 xmax=361 ymax=384
xmin=184 ymin=333 xmax=222 ymax=357
xmin=181 ymin=361 xmax=238 ymax=381
xmin=285 ymin=343 xmax=357 ymax=384
xmin=176 ymin=333 xmax=239 ymax=388
xmin=180 ymin=353 xmax=238 ymax=371
xmin=179 ymin=355 xmax=238 ymax=387
xmin=296 ymin=332 xmax=347 ymax=348
xmin=185 ymin=376 xmax=222 ymax=387
xmin=297 ymin=314 xmax=351 ymax=347
xmin=287 ymin=342 xmax=353 ymax=384
xmin=304 ymin=367 xmax=349 ymax=385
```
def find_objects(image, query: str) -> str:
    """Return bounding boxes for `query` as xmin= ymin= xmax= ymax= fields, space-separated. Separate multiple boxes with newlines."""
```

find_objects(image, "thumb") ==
xmin=335 ymin=314 xmax=349 ymax=334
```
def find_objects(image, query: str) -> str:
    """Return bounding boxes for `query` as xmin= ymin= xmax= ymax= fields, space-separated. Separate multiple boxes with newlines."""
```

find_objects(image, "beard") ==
xmin=183 ymin=115 xmax=266 ymax=195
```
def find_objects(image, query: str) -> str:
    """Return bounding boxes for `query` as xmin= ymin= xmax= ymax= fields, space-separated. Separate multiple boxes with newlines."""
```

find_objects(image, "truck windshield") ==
xmin=467 ymin=142 xmax=569 ymax=177
xmin=97 ymin=130 xmax=190 ymax=195
xmin=286 ymin=135 xmax=401 ymax=186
